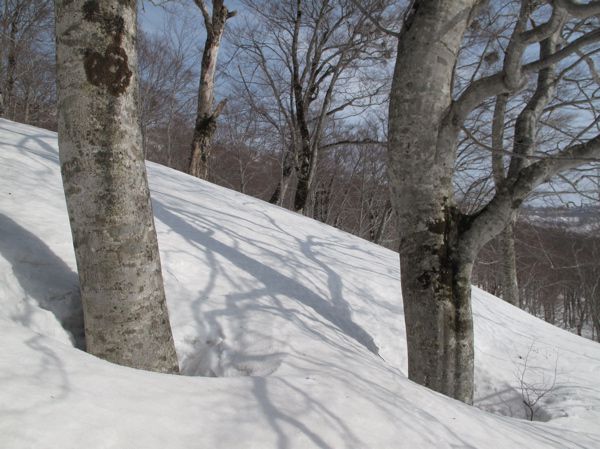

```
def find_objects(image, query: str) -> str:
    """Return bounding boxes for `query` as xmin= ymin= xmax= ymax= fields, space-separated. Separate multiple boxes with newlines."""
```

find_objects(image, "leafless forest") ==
xmin=2 ymin=0 xmax=599 ymax=344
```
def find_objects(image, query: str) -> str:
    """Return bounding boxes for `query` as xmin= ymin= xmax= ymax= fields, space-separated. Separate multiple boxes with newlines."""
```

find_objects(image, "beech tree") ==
xmin=54 ymin=0 xmax=179 ymax=373
xmin=0 ymin=0 xmax=55 ymax=127
xmin=188 ymin=0 xmax=235 ymax=179
xmin=385 ymin=0 xmax=600 ymax=403
xmin=234 ymin=0 xmax=392 ymax=213
xmin=138 ymin=22 xmax=196 ymax=171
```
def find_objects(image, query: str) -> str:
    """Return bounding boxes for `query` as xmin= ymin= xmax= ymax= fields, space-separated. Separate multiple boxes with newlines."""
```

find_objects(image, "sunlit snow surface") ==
xmin=1 ymin=119 xmax=599 ymax=448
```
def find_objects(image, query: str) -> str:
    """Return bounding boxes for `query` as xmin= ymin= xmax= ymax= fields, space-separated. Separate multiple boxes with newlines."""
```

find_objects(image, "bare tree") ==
xmin=234 ymin=0 xmax=392 ymax=213
xmin=54 ymin=0 xmax=179 ymax=372
xmin=188 ymin=0 xmax=236 ymax=179
xmin=0 ymin=0 xmax=55 ymax=127
xmin=516 ymin=342 xmax=559 ymax=421
xmin=138 ymin=19 xmax=197 ymax=171
xmin=385 ymin=0 xmax=600 ymax=403
xmin=473 ymin=212 xmax=600 ymax=342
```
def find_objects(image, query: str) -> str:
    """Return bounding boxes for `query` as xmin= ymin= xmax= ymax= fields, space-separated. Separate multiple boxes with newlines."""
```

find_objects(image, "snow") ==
xmin=1 ymin=118 xmax=599 ymax=448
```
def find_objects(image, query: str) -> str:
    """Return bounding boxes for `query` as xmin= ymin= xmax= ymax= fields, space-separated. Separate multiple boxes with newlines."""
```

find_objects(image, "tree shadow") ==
xmin=251 ymin=377 xmax=333 ymax=449
xmin=0 ymin=213 xmax=84 ymax=348
xmin=153 ymin=199 xmax=379 ymax=358
xmin=0 ymin=120 xmax=61 ymax=169
xmin=0 ymin=331 xmax=72 ymax=423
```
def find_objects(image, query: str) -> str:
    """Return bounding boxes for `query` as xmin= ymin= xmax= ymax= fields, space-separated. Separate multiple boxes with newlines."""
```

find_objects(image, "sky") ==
xmin=136 ymin=0 xmax=599 ymax=209
xmin=139 ymin=0 xmax=244 ymax=35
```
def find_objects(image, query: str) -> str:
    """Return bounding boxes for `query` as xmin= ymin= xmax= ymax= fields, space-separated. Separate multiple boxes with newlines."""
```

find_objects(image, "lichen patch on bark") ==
xmin=81 ymin=0 xmax=130 ymax=96
xmin=83 ymin=45 xmax=132 ymax=96
xmin=82 ymin=0 xmax=100 ymax=20
xmin=82 ymin=0 xmax=125 ymax=43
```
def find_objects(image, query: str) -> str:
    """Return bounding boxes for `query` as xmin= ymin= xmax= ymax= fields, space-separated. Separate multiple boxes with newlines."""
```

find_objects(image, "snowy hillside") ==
xmin=1 ymin=119 xmax=600 ymax=448
xmin=522 ymin=206 xmax=600 ymax=234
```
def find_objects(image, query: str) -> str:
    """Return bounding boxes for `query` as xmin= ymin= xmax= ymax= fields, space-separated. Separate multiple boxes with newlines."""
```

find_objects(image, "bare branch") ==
xmin=523 ymin=27 xmax=600 ymax=74
xmin=348 ymin=0 xmax=400 ymax=38
xmin=320 ymin=138 xmax=384 ymax=150
xmin=492 ymin=94 xmax=509 ymax=186
xmin=193 ymin=0 xmax=212 ymax=30
xmin=555 ymin=0 xmax=600 ymax=19
xmin=451 ymin=25 xmax=600 ymax=126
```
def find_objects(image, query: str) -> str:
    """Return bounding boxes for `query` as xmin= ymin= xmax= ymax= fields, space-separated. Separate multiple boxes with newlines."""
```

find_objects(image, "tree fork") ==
xmin=188 ymin=0 xmax=235 ymax=180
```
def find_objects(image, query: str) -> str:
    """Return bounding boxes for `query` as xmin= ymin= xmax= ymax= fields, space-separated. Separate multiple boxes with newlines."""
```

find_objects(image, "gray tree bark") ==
xmin=290 ymin=0 xmax=321 ymax=214
xmin=188 ymin=0 xmax=235 ymax=180
xmin=269 ymin=145 xmax=295 ymax=205
xmin=388 ymin=0 xmax=478 ymax=404
xmin=491 ymin=94 xmax=519 ymax=306
xmin=387 ymin=0 xmax=600 ymax=404
xmin=54 ymin=0 xmax=179 ymax=373
xmin=0 ymin=0 xmax=7 ymax=117
xmin=500 ymin=219 xmax=519 ymax=305
xmin=3 ymin=1 xmax=21 ymax=119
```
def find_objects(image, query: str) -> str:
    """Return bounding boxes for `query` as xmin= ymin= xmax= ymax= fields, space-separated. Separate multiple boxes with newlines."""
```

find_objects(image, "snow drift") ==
xmin=1 ymin=119 xmax=599 ymax=448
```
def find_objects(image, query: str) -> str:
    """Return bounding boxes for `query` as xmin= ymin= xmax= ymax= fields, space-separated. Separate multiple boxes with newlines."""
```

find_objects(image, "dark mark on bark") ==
xmin=195 ymin=114 xmax=218 ymax=139
xmin=84 ymin=44 xmax=132 ymax=96
xmin=417 ymin=270 xmax=431 ymax=289
xmin=82 ymin=0 xmax=130 ymax=96
xmin=427 ymin=219 xmax=445 ymax=235
xmin=82 ymin=0 xmax=125 ymax=40
xmin=82 ymin=0 xmax=99 ymax=20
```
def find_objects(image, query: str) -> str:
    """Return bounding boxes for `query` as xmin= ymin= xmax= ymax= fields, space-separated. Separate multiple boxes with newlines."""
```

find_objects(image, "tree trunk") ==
xmin=190 ymin=112 xmax=218 ymax=179
xmin=0 ymin=0 xmax=7 ymax=117
xmin=54 ymin=0 xmax=179 ymax=373
xmin=388 ymin=0 xmax=478 ymax=404
xmin=372 ymin=200 xmax=392 ymax=245
xmin=188 ymin=0 xmax=233 ymax=180
xmin=290 ymin=0 xmax=315 ymax=214
xmin=294 ymin=147 xmax=312 ymax=214
xmin=491 ymin=93 xmax=519 ymax=307
xmin=269 ymin=144 xmax=295 ymax=205
xmin=387 ymin=0 xmax=590 ymax=404
xmin=500 ymin=218 xmax=519 ymax=305
xmin=290 ymin=111 xmax=314 ymax=212
xmin=4 ymin=9 xmax=19 ymax=120
xmin=400 ymin=226 xmax=475 ymax=403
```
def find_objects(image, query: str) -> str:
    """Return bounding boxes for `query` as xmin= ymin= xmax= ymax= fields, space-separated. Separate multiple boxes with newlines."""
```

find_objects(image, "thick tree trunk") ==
xmin=400 ymin=227 xmax=475 ymax=403
xmin=293 ymin=147 xmax=312 ymax=213
xmin=189 ymin=111 xmax=218 ymax=179
xmin=290 ymin=0 xmax=315 ymax=214
xmin=54 ymin=0 xmax=179 ymax=373
xmin=291 ymin=102 xmax=314 ymax=213
xmin=388 ymin=0 xmax=600 ymax=403
xmin=388 ymin=0 xmax=478 ymax=403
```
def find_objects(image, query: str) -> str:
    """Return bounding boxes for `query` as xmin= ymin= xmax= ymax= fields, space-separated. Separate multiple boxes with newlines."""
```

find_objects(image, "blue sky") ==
xmin=139 ymin=0 xmax=244 ymax=35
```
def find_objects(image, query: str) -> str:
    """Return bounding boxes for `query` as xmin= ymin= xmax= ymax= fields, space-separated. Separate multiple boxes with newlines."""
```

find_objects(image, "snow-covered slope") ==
xmin=1 ymin=119 xmax=599 ymax=448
